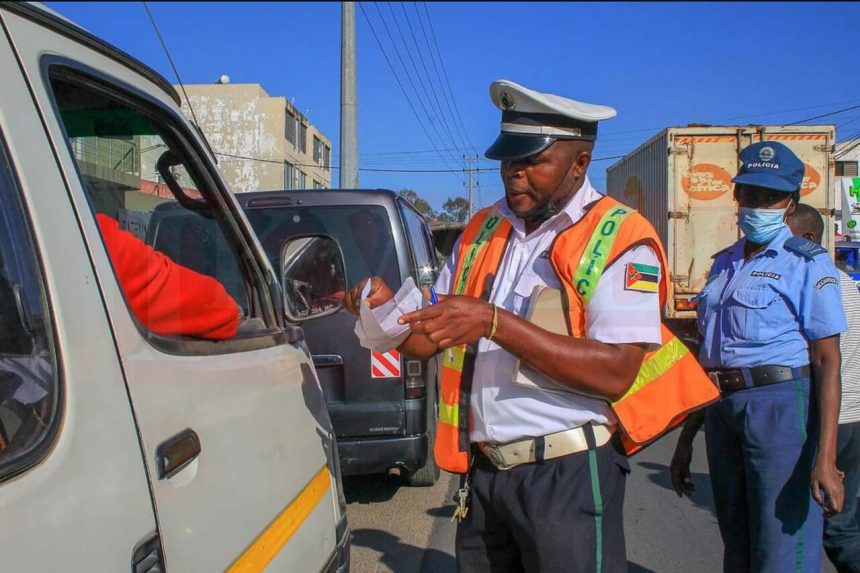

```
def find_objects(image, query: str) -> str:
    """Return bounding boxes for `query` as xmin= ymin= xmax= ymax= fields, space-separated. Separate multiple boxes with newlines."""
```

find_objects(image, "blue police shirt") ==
xmin=697 ymin=225 xmax=847 ymax=369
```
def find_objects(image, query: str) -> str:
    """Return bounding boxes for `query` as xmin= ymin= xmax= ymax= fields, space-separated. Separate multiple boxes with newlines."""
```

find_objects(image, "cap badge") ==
xmin=758 ymin=146 xmax=775 ymax=162
xmin=499 ymin=91 xmax=516 ymax=111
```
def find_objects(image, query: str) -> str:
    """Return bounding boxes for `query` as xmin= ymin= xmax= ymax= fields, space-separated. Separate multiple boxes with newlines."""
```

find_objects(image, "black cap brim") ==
xmin=484 ymin=133 xmax=556 ymax=161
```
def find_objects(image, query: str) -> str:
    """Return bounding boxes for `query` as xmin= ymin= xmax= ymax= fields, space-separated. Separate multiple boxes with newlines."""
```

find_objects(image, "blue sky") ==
xmin=48 ymin=2 xmax=860 ymax=211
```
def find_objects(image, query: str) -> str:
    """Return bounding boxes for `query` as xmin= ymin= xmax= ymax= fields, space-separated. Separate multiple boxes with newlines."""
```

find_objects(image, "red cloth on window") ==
xmin=96 ymin=214 xmax=239 ymax=340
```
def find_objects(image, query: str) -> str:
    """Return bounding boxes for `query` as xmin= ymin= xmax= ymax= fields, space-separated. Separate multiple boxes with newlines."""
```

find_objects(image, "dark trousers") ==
xmin=455 ymin=435 xmax=629 ymax=573
xmin=824 ymin=421 xmax=860 ymax=573
xmin=704 ymin=377 xmax=823 ymax=573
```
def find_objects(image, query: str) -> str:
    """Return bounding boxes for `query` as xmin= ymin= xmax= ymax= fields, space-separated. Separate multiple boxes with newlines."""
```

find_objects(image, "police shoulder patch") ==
xmin=784 ymin=236 xmax=827 ymax=260
xmin=815 ymin=276 xmax=838 ymax=290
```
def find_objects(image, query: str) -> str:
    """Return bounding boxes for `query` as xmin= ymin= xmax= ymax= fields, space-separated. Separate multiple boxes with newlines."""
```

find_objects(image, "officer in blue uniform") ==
xmin=670 ymin=141 xmax=847 ymax=572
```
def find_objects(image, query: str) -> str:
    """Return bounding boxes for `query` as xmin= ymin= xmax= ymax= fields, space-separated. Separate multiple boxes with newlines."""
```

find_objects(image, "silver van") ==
xmin=147 ymin=190 xmax=443 ymax=486
xmin=0 ymin=3 xmax=349 ymax=571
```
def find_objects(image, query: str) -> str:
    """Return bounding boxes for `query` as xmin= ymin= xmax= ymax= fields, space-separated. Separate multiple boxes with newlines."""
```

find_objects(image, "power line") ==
xmin=376 ymin=2 xmax=462 ymax=169
xmin=421 ymin=2 xmax=474 ymax=152
xmin=787 ymin=102 xmax=860 ymax=126
xmin=412 ymin=2 xmax=472 ymax=155
xmin=405 ymin=1 xmax=471 ymax=158
xmin=396 ymin=2 xmax=466 ymax=161
xmin=835 ymin=127 xmax=860 ymax=159
xmin=357 ymin=2 xmax=465 ymax=183
xmin=596 ymin=99 xmax=860 ymax=140
xmin=714 ymin=98 xmax=860 ymax=123
xmin=141 ymin=2 xmax=200 ymax=128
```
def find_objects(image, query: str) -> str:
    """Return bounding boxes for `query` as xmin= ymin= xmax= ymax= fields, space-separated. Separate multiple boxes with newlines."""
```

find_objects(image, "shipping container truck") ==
xmin=606 ymin=125 xmax=836 ymax=341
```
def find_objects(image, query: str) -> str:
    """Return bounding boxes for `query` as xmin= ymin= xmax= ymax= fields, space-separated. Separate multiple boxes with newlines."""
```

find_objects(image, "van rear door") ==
xmin=669 ymin=128 xmax=753 ymax=301
xmin=243 ymin=203 xmax=408 ymax=443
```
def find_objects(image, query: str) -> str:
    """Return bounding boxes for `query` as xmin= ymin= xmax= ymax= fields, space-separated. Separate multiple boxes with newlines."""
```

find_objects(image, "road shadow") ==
xmin=352 ymin=528 xmax=456 ymax=573
xmin=636 ymin=460 xmax=717 ymax=517
xmin=344 ymin=474 xmax=403 ymax=504
xmin=426 ymin=504 xmax=457 ymax=519
xmin=627 ymin=563 xmax=658 ymax=573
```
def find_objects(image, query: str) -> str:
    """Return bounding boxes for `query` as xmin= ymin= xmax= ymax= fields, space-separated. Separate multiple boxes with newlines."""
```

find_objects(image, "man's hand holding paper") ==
xmin=398 ymin=295 xmax=493 ymax=349
xmin=348 ymin=276 xmax=424 ymax=352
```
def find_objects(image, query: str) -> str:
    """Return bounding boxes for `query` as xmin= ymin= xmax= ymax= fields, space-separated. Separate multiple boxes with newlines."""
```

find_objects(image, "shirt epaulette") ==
xmin=784 ymin=236 xmax=827 ymax=260
xmin=711 ymin=245 xmax=732 ymax=259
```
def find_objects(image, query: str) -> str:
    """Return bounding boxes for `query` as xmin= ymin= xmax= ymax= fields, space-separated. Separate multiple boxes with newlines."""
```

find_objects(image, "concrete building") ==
xmin=177 ymin=82 xmax=332 ymax=193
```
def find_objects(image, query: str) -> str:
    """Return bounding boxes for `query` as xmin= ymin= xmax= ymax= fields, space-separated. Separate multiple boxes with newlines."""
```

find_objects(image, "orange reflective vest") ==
xmin=435 ymin=196 xmax=719 ymax=473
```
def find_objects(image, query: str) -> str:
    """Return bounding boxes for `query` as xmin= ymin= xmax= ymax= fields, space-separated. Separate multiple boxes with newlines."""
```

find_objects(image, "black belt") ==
xmin=706 ymin=365 xmax=811 ymax=394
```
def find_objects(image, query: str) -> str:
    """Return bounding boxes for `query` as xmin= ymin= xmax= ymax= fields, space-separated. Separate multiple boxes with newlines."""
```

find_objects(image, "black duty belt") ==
xmin=706 ymin=365 xmax=811 ymax=394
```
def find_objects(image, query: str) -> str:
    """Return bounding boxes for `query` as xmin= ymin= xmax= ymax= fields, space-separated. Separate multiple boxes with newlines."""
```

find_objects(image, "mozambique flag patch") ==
xmin=625 ymin=262 xmax=660 ymax=293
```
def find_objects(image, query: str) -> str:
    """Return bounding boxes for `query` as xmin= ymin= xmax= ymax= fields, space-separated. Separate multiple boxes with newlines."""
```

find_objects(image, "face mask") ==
xmin=737 ymin=205 xmax=790 ymax=244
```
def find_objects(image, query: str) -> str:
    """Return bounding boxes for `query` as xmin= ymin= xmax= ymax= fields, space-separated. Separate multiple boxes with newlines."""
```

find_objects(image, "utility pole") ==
xmin=464 ymin=155 xmax=478 ymax=217
xmin=340 ymin=1 xmax=359 ymax=188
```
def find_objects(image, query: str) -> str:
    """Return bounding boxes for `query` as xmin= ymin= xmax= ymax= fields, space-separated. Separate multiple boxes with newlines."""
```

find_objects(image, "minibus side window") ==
xmin=46 ymin=69 xmax=271 ymax=348
xmin=0 ymin=137 xmax=59 ymax=480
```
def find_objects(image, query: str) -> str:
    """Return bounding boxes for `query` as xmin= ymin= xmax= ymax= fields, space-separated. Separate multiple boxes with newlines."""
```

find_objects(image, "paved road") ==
xmin=346 ymin=428 xmax=844 ymax=572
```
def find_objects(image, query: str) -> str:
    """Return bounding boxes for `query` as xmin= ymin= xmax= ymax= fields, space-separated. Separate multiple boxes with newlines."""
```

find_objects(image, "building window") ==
xmin=313 ymin=137 xmax=331 ymax=170
xmin=313 ymin=179 xmax=324 ymax=190
xmin=284 ymin=162 xmax=295 ymax=190
xmin=285 ymin=109 xmax=296 ymax=148
xmin=297 ymin=170 xmax=306 ymax=189
xmin=836 ymin=161 xmax=859 ymax=177
xmin=297 ymin=122 xmax=307 ymax=155
xmin=285 ymin=106 xmax=308 ymax=155
xmin=313 ymin=136 xmax=323 ymax=166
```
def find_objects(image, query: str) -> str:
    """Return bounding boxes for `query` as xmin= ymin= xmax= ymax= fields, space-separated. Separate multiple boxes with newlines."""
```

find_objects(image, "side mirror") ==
xmin=280 ymin=235 xmax=347 ymax=322
xmin=416 ymin=264 xmax=435 ymax=287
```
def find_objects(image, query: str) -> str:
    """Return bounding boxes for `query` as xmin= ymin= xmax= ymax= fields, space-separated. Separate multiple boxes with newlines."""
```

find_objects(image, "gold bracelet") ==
xmin=487 ymin=303 xmax=499 ymax=340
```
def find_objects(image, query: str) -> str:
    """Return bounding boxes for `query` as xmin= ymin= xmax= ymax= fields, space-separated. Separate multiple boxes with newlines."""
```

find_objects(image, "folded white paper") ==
xmin=353 ymin=277 xmax=424 ymax=352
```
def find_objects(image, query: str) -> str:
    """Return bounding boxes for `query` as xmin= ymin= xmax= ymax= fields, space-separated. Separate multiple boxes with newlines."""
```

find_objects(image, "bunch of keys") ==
xmin=452 ymin=485 xmax=471 ymax=523
xmin=452 ymin=458 xmax=475 ymax=523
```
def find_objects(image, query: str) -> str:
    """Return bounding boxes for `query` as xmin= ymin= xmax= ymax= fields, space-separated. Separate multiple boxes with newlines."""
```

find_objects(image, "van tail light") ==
xmin=674 ymin=296 xmax=698 ymax=311
xmin=405 ymin=360 xmax=425 ymax=399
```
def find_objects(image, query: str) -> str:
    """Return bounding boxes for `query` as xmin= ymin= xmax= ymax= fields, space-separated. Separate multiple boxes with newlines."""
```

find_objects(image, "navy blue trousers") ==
xmin=704 ymin=377 xmax=824 ymax=573
xmin=456 ymin=437 xmax=629 ymax=573
xmin=824 ymin=420 xmax=860 ymax=573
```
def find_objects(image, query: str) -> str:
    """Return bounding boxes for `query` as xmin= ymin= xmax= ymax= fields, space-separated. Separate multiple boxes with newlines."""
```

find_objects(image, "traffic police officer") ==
xmin=671 ymin=141 xmax=846 ymax=572
xmin=345 ymin=80 xmax=671 ymax=572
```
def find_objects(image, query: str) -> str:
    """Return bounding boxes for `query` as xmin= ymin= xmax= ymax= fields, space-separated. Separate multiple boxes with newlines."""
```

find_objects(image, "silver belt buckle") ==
xmin=479 ymin=443 xmax=513 ymax=470
xmin=707 ymin=371 xmax=721 ymax=387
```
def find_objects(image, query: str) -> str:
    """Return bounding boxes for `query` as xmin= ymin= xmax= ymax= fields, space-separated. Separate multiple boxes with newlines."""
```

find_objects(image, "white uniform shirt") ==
xmin=838 ymin=271 xmax=860 ymax=424
xmin=434 ymin=177 xmax=662 ymax=444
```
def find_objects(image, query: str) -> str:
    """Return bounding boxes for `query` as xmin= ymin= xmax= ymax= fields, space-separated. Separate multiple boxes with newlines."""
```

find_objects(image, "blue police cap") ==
xmin=731 ymin=141 xmax=805 ymax=193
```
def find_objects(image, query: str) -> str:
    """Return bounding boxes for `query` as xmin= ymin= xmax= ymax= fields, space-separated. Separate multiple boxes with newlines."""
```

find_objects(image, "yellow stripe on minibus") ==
xmin=226 ymin=465 xmax=331 ymax=573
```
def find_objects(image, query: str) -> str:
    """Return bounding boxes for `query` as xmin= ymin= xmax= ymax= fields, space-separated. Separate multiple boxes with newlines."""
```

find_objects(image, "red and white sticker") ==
xmin=371 ymin=349 xmax=401 ymax=378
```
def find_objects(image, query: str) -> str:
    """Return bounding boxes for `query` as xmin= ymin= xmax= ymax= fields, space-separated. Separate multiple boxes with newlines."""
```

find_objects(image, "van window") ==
xmin=399 ymin=203 xmax=436 ymax=285
xmin=245 ymin=205 xmax=401 ymax=290
xmin=0 ymin=137 xmax=59 ymax=479
xmin=47 ymin=68 xmax=263 ymax=345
